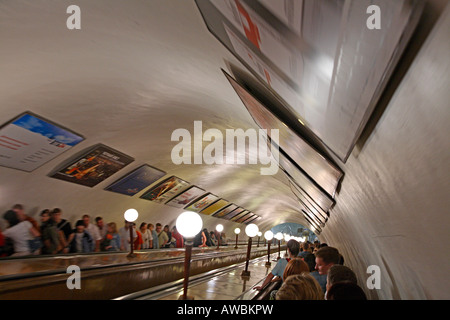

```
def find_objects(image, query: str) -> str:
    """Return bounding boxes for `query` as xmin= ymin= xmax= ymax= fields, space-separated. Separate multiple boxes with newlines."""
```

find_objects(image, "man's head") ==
xmin=12 ymin=204 xmax=25 ymax=221
xmin=287 ymin=239 xmax=300 ymax=258
xmin=51 ymin=208 xmax=63 ymax=223
xmin=156 ymin=223 xmax=162 ymax=233
xmin=326 ymin=265 xmax=357 ymax=292
xmin=82 ymin=214 xmax=90 ymax=227
xmin=140 ymin=222 xmax=147 ymax=231
xmin=95 ymin=216 xmax=104 ymax=228
xmin=148 ymin=223 xmax=154 ymax=231
xmin=315 ymin=246 xmax=340 ymax=275
xmin=4 ymin=210 xmax=20 ymax=227
xmin=40 ymin=209 xmax=50 ymax=223
xmin=76 ymin=220 xmax=85 ymax=233
xmin=302 ymin=242 xmax=310 ymax=251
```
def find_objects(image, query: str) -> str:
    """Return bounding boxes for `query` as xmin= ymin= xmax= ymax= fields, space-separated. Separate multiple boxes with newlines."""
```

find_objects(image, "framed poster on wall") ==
xmin=0 ymin=111 xmax=84 ymax=172
xmin=212 ymin=203 xmax=238 ymax=218
xmin=200 ymin=199 xmax=230 ymax=215
xmin=240 ymin=213 xmax=256 ymax=224
xmin=234 ymin=211 xmax=253 ymax=223
xmin=165 ymin=186 xmax=206 ymax=208
xmin=221 ymin=207 xmax=245 ymax=220
xmin=244 ymin=215 xmax=261 ymax=225
xmin=140 ymin=176 xmax=190 ymax=204
xmin=50 ymin=144 xmax=134 ymax=187
xmin=105 ymin=164 xmax=166 ymax=196
xmin=184 ymin=193 xmax=220 ymax=213
xmin=230 ymin=209 xmax=250 ymax=222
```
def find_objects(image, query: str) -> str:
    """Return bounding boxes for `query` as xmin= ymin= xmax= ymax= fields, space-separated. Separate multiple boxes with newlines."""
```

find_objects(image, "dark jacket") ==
xmin=69 ymin=231 xmax=94 ymax=253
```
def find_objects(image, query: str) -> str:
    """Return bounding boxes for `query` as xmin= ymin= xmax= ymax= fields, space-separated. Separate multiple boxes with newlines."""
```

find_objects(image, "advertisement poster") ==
xmin=0 ymin=112 xmax=84 ymax=172
xmin=165 ymin=186 xmax=206 ymax=208
xmin=105 ymin=164 xmax=166 ymax=196
xmin=236 ymin=212 xmax=254 ymax=223
xmin=221 ymin=207 xmax=245 ymax=220
xmin=50 ymin=144 xmax=134 ymax=187
xmin=234 ymin=211 xmax=252 ymax=223
xmin=140 ymin=176 xmax=190 ymax=204
xmin=244 ymin=215 xmax=261 ymax=225
xmin=200 ymin=199 xmax=230 ymax=215
xmin=184 ymin=193 xmax=220 ymax=213
xmin=212 ymin=203 xmax=238 ymax=218
xmin=211 ymin=0 xmax=301 ymax=81
xmin=240 ymin=213 xmax=256 ymax=224
xmin=229 ymin=209 xmax=250 ymax=221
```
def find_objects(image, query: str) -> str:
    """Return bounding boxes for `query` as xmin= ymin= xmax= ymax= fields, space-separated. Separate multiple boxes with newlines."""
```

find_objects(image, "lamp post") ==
xmin=275 ymin=232 xmax=283 ymax=260
xmin=241 ymin=223 xmax=259 ymax=278
xmin=215 ymin=224 xmax=223 ymax=250
xmin=257 ymin=231 xmax=262 ymax=247
xmin=124 ymin=208 xmax=138 ymax=258
xmin=176 ymin=211 xmax=203 ymax=300
xmin=264 ymin=230 xmax=273 ymax=267
xmin=234 ymin=228 xmax=240 ymax=249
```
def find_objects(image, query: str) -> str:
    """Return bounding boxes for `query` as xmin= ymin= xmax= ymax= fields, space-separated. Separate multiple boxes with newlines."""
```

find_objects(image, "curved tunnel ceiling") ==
xmin=0 ymin=0 xmax=310 ymax=233
xmin=1 ymin=0 xmax=450 ymax=300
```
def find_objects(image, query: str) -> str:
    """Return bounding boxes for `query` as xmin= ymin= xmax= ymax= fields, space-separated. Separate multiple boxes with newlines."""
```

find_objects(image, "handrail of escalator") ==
xmin=0 ymin=245 xmax=270 ymax=282
xmin=250 ymin=280 xmax=282 ymax=300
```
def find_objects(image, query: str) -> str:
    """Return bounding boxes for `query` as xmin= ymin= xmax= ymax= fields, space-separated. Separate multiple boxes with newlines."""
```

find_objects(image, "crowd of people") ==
xmin=0 ymin=204 xmax=226 ymax=257
xmin=0 ymin=204 xmax=367 ymax=300
xmin=254 ymin=240 xmax=367 ymax=300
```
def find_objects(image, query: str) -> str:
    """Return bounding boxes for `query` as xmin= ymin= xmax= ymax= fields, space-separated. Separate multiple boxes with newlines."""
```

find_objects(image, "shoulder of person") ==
xmin=22 ymin=220 xmax=33 ymax=228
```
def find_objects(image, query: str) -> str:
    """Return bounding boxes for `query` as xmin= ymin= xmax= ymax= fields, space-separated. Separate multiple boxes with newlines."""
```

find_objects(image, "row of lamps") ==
xmin=123 ymin=208 xmax=289 ymax=300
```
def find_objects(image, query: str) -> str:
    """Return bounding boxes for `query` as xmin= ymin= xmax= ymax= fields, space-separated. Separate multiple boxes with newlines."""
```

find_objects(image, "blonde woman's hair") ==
xmin=107 ymin=222 xmax=118 ymax=234
xmin=283 ymin=258 xmax=310 ymax=280
xmin=275 ymin=273 xmax=324 ymax=300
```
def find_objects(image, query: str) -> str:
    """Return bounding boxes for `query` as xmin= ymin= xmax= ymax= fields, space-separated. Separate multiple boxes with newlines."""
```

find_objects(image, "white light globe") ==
xmin=124 ymin=208 xmax=138 ymax=222
xmin=275 ymin=232 xmax=283 ymax=240
xmin=176 ymin=211 xmax=203 ymax=239
xmin=216 ymin=224 xmax=224 ymax=232
xmin=245 ymin=224 xmax=259 ymax=237
xmin=264 ymin=230 xmax=273 ymax=241
xmin=257 ymin=231 xmax=262 ymax=237
xmin=234 ymin=228 xmax=241 ymax=234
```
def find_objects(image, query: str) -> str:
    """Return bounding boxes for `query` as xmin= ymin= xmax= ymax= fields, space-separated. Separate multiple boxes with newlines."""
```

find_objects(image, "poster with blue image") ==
xmin=0 ymin=112 xmax=84 ymax=171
